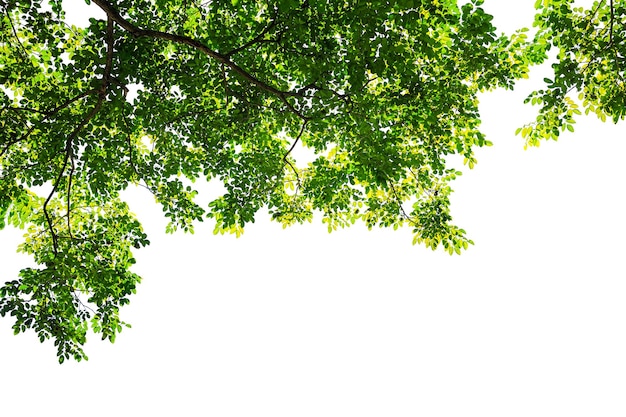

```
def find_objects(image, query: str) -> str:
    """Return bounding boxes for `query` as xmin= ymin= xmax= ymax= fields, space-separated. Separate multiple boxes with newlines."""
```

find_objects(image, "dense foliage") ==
xmin=1 ymin=0 xmax=624 ymax=362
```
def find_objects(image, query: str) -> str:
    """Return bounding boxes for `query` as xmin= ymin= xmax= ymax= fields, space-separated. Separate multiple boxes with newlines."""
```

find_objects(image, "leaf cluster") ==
xmin=1 ymin=0 xmax=624 ymax=361
xmin=516 ymin=0 xmax=625 ymax=146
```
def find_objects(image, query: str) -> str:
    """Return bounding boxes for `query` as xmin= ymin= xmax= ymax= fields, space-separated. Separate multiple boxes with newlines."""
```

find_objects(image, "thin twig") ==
xmin=5 ymin=9 xmax=29 ymax=57
xmin=0 ymin=90 xmax=98 ymax=158
xmin=221 ymin=62 xmax=229 ymax=106
xmin=3 ymin=106 xmax=49 ymax=115
xmin=224 ymin=15 xmax=278 ymax=58
xmin=282 ymin=120 xmax=308 ymax=187
xmin=73 ymin=291 xmax=97 ymax=315
xmin=609 ymin=0 xmax=614 ymax=45
xmin=66 ymin=151 xmax=75 ymax=240
xmin=388 ymin=182 xmax=414 ymax=225
xmin=283 ymin=120 xmax=308 ymax=161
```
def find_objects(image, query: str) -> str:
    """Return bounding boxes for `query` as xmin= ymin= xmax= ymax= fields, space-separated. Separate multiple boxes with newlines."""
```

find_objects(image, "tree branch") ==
xmin=283 ymin=120 xmax=308 ymax=161
xmin=91 ymin=0 xmax=308 ymax=120
xmin=43 ymin=98 xmax=105 ymax=255
xmin=102 ymin=16 xmax=115 ymax=92
xmin=388 ymin=182 xmax=415 ymax=225
xmin=282 ymin=120 xmax=308 ymax=188
xmin=221 ymin=62 xmax=229 ymax=107
xmin=224 ymin=15 xmax=278 ymax=58
xmin=66 ymin=151 xmax=75 ymax=240
xmin=4 ymin=9 xmax=29 ymax=58
xmin=609 ymin=0 xmax=614 ymax=45
xmin=43 ymin=17 xmax=116 ymax=256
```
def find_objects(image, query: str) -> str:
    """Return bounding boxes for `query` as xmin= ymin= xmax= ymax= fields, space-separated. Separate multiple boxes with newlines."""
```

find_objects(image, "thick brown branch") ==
xmin=93 ymin=0 xmax=280 ymax=93
xmin=91 ymin=0 xmax=308 ymax=119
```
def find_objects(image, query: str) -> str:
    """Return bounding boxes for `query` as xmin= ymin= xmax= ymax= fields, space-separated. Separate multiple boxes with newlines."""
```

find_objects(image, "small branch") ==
xmin=73 ymin=291 xmax=97 ymax=316
xmin=562 ymin=1 xmax=618 ymax=98
xmin=108 ymin=77 xmax=129 ymax=97
xmin=608 ymin=0 xmax=614 ymax=43
xmin=221 ymin=62 xmax=229 ymax=107
xmin=282 ymin=120 xmax=308 ymax=188
xmin=291 ymin=80 xmax=352 ymax=110
xmin=283 ymin=159 xmax=300 ymax=191
xmin=0 ymin=90 xmax=97 ymax=158
xmin=43 ymin=101 xmax=104 ymax=255
xmin=46 ymin=90 xmax=100 ymax=117
xmin=608 ymin=0 xmax=622 ymax=78
xmin=224 ymin=15 xmax=278 ymax=58
xmin=92 ymin=0 xmax=280 ymax=94
xmin=283 ymin=120 xmax=307 ymax=161
xmin=2 ymin=106 xmax=49 ymax=115
xmin=388 ymin=182 xmax=414 ymax=225
xmin=102 ymin=17 xmax=115 ymax=93
xmin=5 ymin=9 xmax=29 ymax=57
xmin=124 ymin=131 xmax=137 ymax=181
xmin=162 ymin=105 xmax=221 ymax=127
xmin=43 ymin=17 xmax=116 ymax=256
xmin=137 ymin=181 xmax=158 ymax=197
xmin=66 ymin=152 xmax=75 ymax=240
xmin=360 ymin=77 xmax=379 ymax=92
xmin=119 ymin=96 xmax=144 ymax=183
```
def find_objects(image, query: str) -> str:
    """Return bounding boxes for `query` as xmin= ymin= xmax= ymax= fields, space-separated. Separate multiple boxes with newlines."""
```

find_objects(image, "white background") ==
xmin=1 ymin=1 xmax=625 ymax=416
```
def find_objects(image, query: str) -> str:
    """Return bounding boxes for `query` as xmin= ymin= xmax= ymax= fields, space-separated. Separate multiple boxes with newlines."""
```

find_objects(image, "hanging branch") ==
xmin=4 ymin=9 xmax=29 ymax=57
xmin=43 ymin=17 xmax=116 ymax=255
xmin=0 ymin=90 xmax=98 ymax=158
xmin=388 ymin=181 xmax=415 ymax=225
xmin=609 ymin=0 xmax=614 ymax=46
xmin=282 ymin=120 xmax=308 ymax=187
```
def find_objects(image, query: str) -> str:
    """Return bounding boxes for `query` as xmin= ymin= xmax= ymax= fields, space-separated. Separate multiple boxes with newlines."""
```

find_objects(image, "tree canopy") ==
xmin=1 ymin=0 xmax=624 ymax=362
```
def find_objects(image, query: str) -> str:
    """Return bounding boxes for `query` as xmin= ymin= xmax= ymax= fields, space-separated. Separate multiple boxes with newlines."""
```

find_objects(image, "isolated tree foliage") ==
xmin=0 ymin=0 xmax=624 ymax=362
